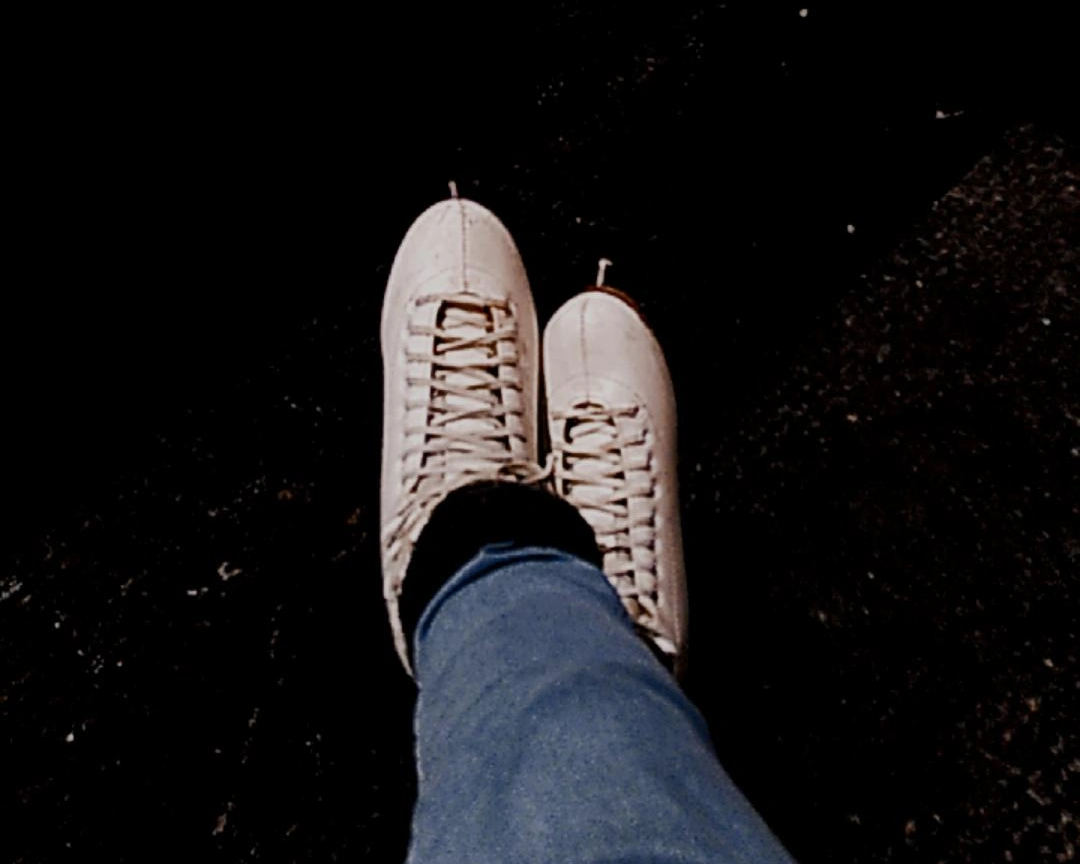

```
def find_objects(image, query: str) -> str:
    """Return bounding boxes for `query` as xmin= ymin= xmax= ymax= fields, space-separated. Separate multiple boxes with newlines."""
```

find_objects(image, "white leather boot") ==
xmin=543 ymin=281 xmax=689 ymax=677
xmin=380 ymin=195 xmax=541 ymax=674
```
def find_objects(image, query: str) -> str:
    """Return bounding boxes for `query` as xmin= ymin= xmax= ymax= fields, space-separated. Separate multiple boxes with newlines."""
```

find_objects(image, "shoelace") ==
xmin=383 ymin=291 xmax=545 ymax=575
xmin=551 ymin=402 xmax=671 ymax=653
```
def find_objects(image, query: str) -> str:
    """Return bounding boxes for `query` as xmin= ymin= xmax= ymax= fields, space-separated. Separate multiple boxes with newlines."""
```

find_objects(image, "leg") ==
xmin=408 ymin=539 xmax=796 ymax=864
xmin=380 ymin=198 xmax=795 ymax=862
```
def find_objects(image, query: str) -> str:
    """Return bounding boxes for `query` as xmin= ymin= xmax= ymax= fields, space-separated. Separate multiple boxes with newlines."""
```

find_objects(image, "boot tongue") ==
xmin=425 ymin=300 xmax=505 ymax=477
xmin=564 ymin=407 xmax=631 ymax=562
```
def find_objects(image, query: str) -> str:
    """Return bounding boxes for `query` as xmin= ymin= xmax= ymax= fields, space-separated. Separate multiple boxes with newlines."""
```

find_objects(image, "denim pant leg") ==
xmin=407 ymin=544 xmax=797 ymax=864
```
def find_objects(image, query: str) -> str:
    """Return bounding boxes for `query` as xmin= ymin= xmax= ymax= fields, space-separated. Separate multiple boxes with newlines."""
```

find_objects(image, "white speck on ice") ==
xmin=867 ymin=571 xmax=875 ymax=580
xmin=1 ymin=580 xmax=23 ymax=603
xmin=186 ymin=589 xmax=200 ymax=597
xmin=65 ymin=732 xmax=75 ymax=743
xmin=1041 ymin=317 xmax=1051 ymax=326
xmin=1044 ymin=658 xmax=1055 ymax=668
xmin=54 ymin=621 xmax=61 ymax=629
xmin=846 ymin=224 xmax=856 ymax=234
xmin=799 ymin=8 xmax=808 ymax=16
xmin=846 ymin=413 xmax=859 ymax=423
xmin=935 ymin=110 xmax=947 ymax=119
xmin=1026 ymin=787 xmax=1052 ymax=806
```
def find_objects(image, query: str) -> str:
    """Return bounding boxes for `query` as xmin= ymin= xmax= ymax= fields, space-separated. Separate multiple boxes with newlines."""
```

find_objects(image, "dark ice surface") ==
xmin=4 ymin=5 xmax=1077 ymax=862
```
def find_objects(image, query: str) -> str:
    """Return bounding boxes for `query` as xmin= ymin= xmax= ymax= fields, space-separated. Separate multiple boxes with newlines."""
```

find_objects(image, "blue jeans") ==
xmin=407 ymin=544 xmax=797 ymax=864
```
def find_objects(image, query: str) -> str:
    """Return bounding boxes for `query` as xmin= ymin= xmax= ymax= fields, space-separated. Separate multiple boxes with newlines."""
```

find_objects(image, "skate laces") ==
xmin=383 ymin=291 xmax=545 ymax=579
xmin=551 ymin=401 xmax=671 ymax=653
